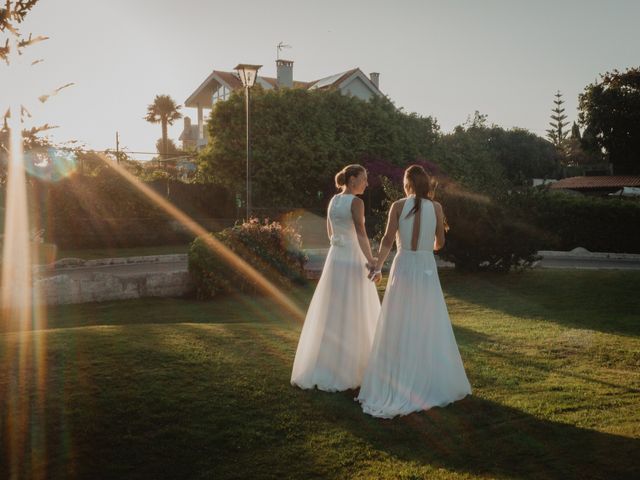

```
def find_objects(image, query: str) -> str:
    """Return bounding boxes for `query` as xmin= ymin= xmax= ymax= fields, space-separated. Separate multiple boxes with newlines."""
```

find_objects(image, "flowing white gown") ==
xmin=291 ymin=193 xmax=381 ymax=391
xmin=357 ymin=197 xmax=471 ymax=418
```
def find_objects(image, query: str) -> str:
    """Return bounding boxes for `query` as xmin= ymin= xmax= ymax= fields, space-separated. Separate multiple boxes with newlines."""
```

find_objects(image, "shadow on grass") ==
xmin=2 ymin=320 xmax=638 ymax=480
xmin=440 ymin=269 xmax=640 ymax=336
xmin=325 ymin=391 xmax=640 ymax=479
xmin=41 ymin=288 xmax=315 ymax=331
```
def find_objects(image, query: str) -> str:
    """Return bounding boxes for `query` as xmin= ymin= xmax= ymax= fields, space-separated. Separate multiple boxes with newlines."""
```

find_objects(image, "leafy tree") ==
xmin=0 ymin=0 xmax=41 ymax=64
xmin=570 ymin=122 xmax=581 ymax=141
xmin=432 ymin=117 xmax=558 ymax=191
xmin=579 ymin=67 xmax=640 ymax=174
xmin=155 ymin=138 xmax=181 ymax=157
xmin=484 ymin=127 xmax=558 ymax=184
xmin=432 ymin=125 xmax=508 ymax=194
xmin=546 ymin=90 xmax=570 ymax=149
xmin=560 ymin=123 xmax=602 ymax=168
xmin=144 ymin=94 xmax=182 ymax=158
xmin=1 ymin=0 xmax=71 ymax=168
xmin=198 ymin=88 xmax=439 ymax=209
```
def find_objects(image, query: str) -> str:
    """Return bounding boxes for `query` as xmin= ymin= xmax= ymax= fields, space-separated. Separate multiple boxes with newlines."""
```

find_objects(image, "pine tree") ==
xmin=546 ymin=90 xmax=570 ymax=148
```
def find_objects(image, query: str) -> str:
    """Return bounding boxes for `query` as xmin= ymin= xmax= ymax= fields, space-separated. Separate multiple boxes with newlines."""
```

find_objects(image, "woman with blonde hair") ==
xmin=291 ymin=164 xmax=381 ymax=391
xmin=357 ymin=165 xmax=471 ymax=418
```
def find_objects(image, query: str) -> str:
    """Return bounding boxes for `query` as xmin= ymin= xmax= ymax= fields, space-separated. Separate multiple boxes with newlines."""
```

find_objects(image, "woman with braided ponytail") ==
xmin=357 ymin=165 xmax=471 ymax=418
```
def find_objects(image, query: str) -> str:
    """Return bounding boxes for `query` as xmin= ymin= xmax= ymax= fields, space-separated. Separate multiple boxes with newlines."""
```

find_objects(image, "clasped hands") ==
xmin=366 ymin=259 xmax=382 ymax=284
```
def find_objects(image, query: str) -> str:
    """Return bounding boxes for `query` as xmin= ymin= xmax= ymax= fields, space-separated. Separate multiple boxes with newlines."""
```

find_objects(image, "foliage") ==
xmin=432 ymin=113 xmax=558 ymax=189
xmin=374 ymin=174 xmax=548 ymax=272
xmin=483 ymin=127 xmax=559 ymax=185
xmin=579 ymin=67 xmax=640 ymax=174
xmin=155 ymin=138 xmax=182 ymax=156
xmin=24 ymin=169 xmax=233 ymax=248
xmin=509 ymin=189 xmax=640 ymax=254
xmin=436 ymin=186 xmax=549 ymax=272
xmin=432 ymin=124 xmax=506 ymax=193
xmin=145 ymin=94 xmax=182 ymax=157
xmin=188 ymin=219 xmax=307 ymax=299
xmin=0 ymin=0 xmax=40 ymax=61
xmin=546 ymin=90 xmax=570 ymax=148
xmin=198 ymin=88 xmax=439 ymax=209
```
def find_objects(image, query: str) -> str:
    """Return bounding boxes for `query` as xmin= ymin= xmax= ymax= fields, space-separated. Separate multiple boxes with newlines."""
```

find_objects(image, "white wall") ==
xmin=340 ymin=76 xmax=375 ymax=101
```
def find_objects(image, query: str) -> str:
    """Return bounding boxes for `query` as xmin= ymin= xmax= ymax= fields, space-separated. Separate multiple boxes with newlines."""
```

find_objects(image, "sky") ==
xmin=3 ymin=0 xmax=639 ymax=161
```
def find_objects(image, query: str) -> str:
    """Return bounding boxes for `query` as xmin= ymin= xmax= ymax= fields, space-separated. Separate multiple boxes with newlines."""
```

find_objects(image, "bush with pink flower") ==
xmin=188 ymin=218 xmax=308 ymax=299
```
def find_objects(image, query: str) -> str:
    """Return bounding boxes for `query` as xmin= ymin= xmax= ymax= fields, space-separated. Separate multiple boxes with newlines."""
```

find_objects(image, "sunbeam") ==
xmin=94 ymin=153 xmax=305 ymax=323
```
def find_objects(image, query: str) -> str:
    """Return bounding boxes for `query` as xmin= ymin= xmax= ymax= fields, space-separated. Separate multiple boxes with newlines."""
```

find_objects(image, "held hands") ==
xmin=369 ymin=269 xmax=382 ymax=284
xmin=366 ymin=258 xmax=382 ymax=284
xmin=365 ymin=258 xmax=377 ymax=271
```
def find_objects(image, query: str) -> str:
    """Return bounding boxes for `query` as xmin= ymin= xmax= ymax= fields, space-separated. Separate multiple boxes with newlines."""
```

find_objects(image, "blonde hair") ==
xmin=335 ymin=164 xmax=366 ymax=190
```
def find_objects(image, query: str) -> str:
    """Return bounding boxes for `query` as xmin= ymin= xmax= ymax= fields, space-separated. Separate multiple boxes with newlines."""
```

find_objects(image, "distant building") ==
xmin=549 ymin=175 xmax=640 ymax=196
xmin=180 ymin=59 xmax=383 ymax=150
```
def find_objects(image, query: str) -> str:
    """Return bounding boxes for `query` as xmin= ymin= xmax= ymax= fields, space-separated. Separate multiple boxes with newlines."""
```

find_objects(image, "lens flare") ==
xmin=93 ymin=153 xmax=305 ymax=323
xmin=23 ymin=147 xmax=78 ymax=182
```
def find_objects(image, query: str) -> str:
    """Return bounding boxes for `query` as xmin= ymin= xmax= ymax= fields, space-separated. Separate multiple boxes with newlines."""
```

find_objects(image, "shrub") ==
xmin=508 ymin=190 xmax=640 ymax=253
xmin=373 ymin=177 xmax=549 ymax=272
xmin=437 ymin=187 xmax=550 ymax=272
xmin=26 ymin=173 xmax=235 ymax=249
xmin=188 ymin=219 xmax=307 ymax=299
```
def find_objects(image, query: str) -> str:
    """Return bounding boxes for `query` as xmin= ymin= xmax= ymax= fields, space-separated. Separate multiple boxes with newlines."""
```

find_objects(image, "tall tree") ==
xmin=570 ymin=122 xmax=581 ymax=141
xmin=579 ymin=67 xmax=640 ymax=174
xmin=546 ymin=90 xmax=570 ymax=148
xmin=144 ymin=94 xmax=182 ymax=158
xmin=199 ymin=88 xmax=439 ymax=208
xmin=155 ymin=138 xmax=181 ymax=157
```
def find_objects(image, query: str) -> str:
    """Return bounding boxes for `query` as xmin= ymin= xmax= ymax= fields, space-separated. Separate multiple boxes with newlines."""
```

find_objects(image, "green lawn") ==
xmin=1 ymin=270 xmax=639 ymax=479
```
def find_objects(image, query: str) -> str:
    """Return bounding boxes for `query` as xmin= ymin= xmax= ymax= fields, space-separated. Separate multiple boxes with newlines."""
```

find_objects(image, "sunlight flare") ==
xmin=94 ymin=153 xmax=305 ymax=323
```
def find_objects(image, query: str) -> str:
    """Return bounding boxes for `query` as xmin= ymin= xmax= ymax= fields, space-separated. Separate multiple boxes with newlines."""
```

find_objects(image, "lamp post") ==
xmin=234 ymin=63 xmax=262 ymax=220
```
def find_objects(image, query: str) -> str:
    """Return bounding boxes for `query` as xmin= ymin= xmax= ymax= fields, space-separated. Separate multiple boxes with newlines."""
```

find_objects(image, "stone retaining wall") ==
xmin=35 ymin=270 xmax=193 ymax=306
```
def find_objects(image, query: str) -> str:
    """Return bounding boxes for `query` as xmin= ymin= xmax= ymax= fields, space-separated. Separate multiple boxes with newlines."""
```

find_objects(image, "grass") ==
xmin=1 ymin=269 xmax=639 ymax=479
xmin=56 ymin=243 xmax=191 ymax=260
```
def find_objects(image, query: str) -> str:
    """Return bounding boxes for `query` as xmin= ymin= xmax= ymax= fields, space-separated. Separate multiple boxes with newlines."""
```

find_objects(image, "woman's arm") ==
xmin=327 ymin=215 xmax=333 ymax=241
xmin=372 ymin=201 xmax=403 ymax=277
xmin=433 ymin=201 xmax=446 ymax=251
xmin=351 ymin=197 xmax=375 ymax=264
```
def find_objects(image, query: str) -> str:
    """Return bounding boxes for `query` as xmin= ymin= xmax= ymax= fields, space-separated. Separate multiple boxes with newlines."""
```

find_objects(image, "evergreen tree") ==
xmin=570 ymin=122 xmax=581 ymax=141
xmin=546 ymin=90 xmax=570 ymax=148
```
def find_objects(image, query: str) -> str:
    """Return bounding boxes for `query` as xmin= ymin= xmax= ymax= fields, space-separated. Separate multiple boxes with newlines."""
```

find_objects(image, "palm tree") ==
xmin=145 ymin=94 xmax=182 ymax=158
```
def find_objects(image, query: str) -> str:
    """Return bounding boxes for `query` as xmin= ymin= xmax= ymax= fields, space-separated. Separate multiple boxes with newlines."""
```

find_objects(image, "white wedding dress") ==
xmin=291 ymin=193 xmax=381 ymax=391
xmin=357 ymin=197 xmax=471 ymax=418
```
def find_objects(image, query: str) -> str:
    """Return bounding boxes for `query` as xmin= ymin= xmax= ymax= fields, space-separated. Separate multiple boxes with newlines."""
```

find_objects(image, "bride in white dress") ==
xmin=291 ymin=164 xmax=381 ymax=391
xmin=357 ymin=165 xmax=471 ymax=418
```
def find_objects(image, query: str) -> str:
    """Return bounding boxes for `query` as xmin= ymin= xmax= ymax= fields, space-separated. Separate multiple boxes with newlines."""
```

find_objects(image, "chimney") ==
xmin=369 ymin=72 xmax=380 ymax=89
xmin=184 ymin=116 xmax=191 ymax=129
xmin=276 ymin=59 xmax=294 ymax=88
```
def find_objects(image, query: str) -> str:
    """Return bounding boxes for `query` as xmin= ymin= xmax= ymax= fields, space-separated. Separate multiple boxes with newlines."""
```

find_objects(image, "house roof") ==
xmin=550 ymin=175 xmax=640 ymax=190
xmin=212 ymin=70 xmax=244 ymax=90
xmin=307 ymin=68 xmax=359 ymax=90
xmin=185 ymin=67 xmax=379 ymax=107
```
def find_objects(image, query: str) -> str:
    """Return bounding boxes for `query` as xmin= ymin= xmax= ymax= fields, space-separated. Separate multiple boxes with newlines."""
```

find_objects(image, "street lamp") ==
xmin=234 ymin=63 xmax=262 ymax=220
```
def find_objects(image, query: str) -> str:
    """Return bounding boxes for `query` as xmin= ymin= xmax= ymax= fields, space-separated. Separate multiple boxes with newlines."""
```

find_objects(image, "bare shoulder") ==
xmin=351 ymin=196 xmax=364 ymax=206
xmin=350 ymin=196 xmax=365 ymax=215
xmin=392 ymin=198 xmax=406 ymax=210
xmin=431 ymin=200 xmax=444 ymax=213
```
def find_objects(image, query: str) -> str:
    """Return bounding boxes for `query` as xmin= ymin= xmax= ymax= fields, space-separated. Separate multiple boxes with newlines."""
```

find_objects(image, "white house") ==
xmin=180 ymin=60 xmax=383 ymax=150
